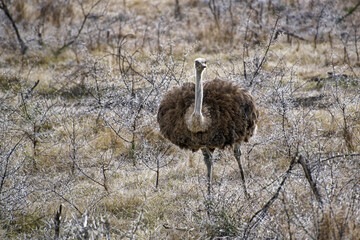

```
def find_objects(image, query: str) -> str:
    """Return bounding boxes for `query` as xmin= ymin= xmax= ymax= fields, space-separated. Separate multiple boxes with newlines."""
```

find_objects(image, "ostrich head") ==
xmin=194 ymin=58 xmax=207 ymax=72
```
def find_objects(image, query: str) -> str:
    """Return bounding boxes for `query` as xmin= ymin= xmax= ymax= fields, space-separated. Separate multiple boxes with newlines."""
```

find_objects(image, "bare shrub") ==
xmin=0 ymin=0 xmax=359 ymax=239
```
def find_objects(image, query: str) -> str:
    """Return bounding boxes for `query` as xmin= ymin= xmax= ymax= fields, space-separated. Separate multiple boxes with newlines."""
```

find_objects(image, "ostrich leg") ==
xmin=234 ymin=144 xmax=249 ymax=197
xmin=201 ymin=148 xmax=213 ymax=196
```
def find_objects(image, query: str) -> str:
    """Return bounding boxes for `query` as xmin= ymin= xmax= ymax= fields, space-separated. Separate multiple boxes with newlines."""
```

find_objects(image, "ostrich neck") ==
xmin=194 ymin=69 xmax=203 ymax=116
xmin=185 ymin=68 xmax=210 ymax=133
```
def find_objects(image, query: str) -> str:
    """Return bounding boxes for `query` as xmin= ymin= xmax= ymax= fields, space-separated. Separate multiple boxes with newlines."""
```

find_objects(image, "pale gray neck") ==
xmin=194 ymin=69 xmax=203 ymax=115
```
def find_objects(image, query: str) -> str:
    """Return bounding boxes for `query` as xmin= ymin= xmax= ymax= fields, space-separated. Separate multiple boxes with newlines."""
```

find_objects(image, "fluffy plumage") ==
xmin=157 ymin=78 xmax=258 ymax=151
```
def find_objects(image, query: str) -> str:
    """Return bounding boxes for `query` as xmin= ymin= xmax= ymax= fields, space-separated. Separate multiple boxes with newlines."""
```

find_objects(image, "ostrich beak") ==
xmin=200 ymin=62 xmax=206 ymax=69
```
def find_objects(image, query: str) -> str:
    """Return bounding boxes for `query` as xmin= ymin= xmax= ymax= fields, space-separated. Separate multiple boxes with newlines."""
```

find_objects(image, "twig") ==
xmin=103 ymin=118 xmax=131 ymax=144
xmin=0 ymin=135 xmax=25 ymax=196
xmin=55 ymin=0 xmax=103 ymax=55
xmin=314 ymin=6 xmax=325 ymax=49
xmin=208 ymin=0 xmax=220 ymax=30
xmin=336 ymin=1 xmax=360 ymax=23
xmin=249 ymin=17 xmax=279 ymax=86
xmin=312 ymin=153 xmax=360 ymax=169
xmin=354 ymin=23 xmax=359 ymax=62
xmin=243 ymin=10 xmax=252 ymax=83
xmin=24 ymin=80 xmax=40 ymax=100
xmin=276 ymin=29 xmax=306 ymax=41
xmin=52 ymin=190 xmax=83 ymax=215
xmin=163 ymin=223 xmax=195 ymax=232
xmin=73 ymin=161 xmax=108 ymax=190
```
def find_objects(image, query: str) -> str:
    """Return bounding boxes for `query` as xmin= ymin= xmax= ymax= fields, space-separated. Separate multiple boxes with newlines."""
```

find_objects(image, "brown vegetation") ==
xmin=0 ymin=0 xmax=359 ymax=239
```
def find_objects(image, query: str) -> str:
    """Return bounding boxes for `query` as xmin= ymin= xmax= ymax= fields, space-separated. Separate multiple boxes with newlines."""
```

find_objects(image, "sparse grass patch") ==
xmin=101 ymin=192 xmax=143 ymax=220
xmin=93 ymin=126 xmax=128 ymax=153
xmin=0 ymin=73 xmax=22 ymax=92
xmin=1 ymin=211 xmax=46 ymax=238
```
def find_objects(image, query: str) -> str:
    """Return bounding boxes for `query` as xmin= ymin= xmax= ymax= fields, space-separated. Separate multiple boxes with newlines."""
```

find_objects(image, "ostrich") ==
xmin=157 ymin=58 xmax=258 ymax=195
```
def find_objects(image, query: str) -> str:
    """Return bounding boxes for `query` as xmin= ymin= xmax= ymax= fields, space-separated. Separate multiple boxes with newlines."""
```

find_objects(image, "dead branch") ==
xmin=249 ymin=17 xmax=279 ymax=86
xmin=243 ymin=157 xmax=297 ymax=239
xmin=55 ymin=0 xmax=103 ymax=56
xmin=0 ymin=135 xmax=25 ymax=197
xmin=276 ymin=29 xmax=307 ymax=41
xmin=336 ymin=1 xmax=360 ymax=23
xmin=297 ymin=155 xmax=323 ymax=206
xmin=0 ymin=0 xmax=28 ymax=54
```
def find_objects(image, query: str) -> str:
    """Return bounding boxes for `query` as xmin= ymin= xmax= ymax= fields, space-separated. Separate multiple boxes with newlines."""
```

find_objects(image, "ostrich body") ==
xmin=157 ymin=58 xmax=258 ymax=195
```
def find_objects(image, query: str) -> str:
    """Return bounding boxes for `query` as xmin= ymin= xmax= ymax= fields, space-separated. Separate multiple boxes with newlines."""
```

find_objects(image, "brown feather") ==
xmin=157 ymin=79 xmax=258 ymax=152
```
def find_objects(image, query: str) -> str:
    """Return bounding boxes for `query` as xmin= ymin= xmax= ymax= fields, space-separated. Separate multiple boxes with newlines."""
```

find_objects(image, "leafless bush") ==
xmin=0 ymin=0 xmax=359 ymax=239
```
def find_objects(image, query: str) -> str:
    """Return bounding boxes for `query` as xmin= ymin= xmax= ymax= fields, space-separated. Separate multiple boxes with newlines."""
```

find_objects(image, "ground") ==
xmin=0 ymin=0 xmax=359 ymax=239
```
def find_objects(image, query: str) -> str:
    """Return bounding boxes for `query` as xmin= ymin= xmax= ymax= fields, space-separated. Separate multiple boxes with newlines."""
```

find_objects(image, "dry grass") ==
xmin=0 ymin=0 xmax=359 ymax=239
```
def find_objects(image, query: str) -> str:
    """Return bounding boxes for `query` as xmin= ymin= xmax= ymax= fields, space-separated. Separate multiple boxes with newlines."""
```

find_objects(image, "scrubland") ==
xmin=0 ymin=0 xmax=359 ymax=239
